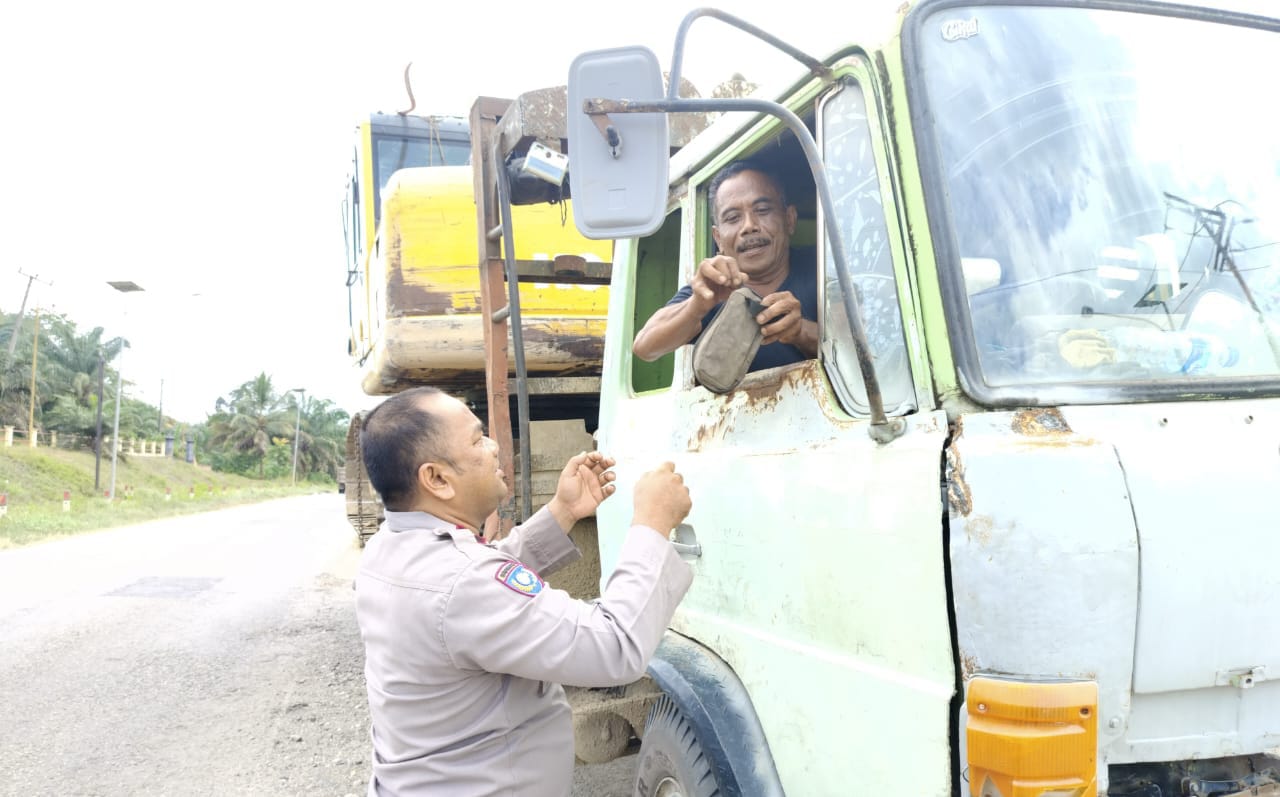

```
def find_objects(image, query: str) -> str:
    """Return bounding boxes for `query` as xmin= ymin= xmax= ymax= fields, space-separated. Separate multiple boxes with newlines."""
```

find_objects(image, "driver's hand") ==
xmin=758 ymin=291 xmax=803 ymax=346
xmin=689 ymin=255 xmax=743 ymax=313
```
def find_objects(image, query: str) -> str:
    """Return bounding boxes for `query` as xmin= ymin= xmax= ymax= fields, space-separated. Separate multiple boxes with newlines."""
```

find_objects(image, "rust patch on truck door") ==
xmin=945 ymin=443 xmax=972 ymax=517
xmin=1010 ymin=408 xmax=1100 ymax=448
xmin=1011 ymin=408 xmax=1072 ymax=436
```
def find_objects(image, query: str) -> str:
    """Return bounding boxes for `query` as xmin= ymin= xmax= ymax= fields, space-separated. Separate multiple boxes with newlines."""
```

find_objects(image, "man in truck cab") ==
xmin=632 ymin=160 xmax=818 ymax=372
xmin=353 ymin=386 xmax=695 ymax=797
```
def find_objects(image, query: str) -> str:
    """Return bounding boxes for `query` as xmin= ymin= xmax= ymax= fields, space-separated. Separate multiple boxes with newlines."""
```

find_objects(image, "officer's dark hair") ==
xmin=707 ymin=160 xmax=790 ymax=223
xmin=359 ymin=386 xmax=456 ymax=511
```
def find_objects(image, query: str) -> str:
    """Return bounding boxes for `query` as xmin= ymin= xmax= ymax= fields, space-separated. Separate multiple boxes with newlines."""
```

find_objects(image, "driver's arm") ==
xmin=633 ymin=299 xmax=708 ymax=361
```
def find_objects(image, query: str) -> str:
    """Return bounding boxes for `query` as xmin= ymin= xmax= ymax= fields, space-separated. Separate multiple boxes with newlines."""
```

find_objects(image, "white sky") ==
xmin=0 ymin=0 xmax=849 ymax=423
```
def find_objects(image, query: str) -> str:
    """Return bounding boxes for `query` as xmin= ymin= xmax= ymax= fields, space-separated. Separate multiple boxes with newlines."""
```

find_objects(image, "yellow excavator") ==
xmin=339 ymin=91 xmax=617 ymax=551
xmin=342 ymin=110 xmax=612 ymax=398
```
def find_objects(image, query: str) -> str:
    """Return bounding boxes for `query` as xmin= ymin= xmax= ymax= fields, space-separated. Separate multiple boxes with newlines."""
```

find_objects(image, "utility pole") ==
xmin=106 ymin=280 xmax=144 ymax=501
xmin=289 ymin=388 xmax=305 ymax=486
xmin=109 ymin=352 xmax=124 ymax=501
xmin=157 ymin=378 xmax=164 ymax=433
xmin=27 ymin=308 xmax=41 ymax=441
xmin=94 ymin=353 xmax=105 ymax=491
xmin=6 ymin=270 xmax=52 ymax=360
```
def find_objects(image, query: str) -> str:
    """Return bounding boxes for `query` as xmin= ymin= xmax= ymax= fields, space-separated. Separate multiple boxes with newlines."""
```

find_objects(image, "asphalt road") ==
xmin=0 ymin=493 xmax=636 ymax=796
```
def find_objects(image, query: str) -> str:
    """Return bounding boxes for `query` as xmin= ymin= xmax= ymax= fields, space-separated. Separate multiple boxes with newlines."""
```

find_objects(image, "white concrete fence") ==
xmin=2 ymin=426 xmax=168 ymax=456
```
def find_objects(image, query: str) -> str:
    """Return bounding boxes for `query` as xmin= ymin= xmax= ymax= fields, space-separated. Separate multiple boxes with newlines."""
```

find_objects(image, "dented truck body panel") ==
xmin=946 ymin=408 xmax=1141 ymax=792
xmin=949 ymin=400 xmax=1280 ymax=788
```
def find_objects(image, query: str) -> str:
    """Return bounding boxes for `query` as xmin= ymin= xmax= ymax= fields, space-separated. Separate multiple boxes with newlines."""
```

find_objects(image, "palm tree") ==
xmin=1 ymin=311 xmax=33 ymax=426
xmin=0 ymin=311 xmax=59 ymax=432
xmin=0 ymin=311 xmax=128 ymax=437
xmin=46 ymin=319 xmax=126 ymax=403
xmin=206 ymin=373 xmax=295 ymax=478
xmin=41 ymin=317 xmax=127 ymax=442
xmin=293 ymin=397 xmax=349 ymax=481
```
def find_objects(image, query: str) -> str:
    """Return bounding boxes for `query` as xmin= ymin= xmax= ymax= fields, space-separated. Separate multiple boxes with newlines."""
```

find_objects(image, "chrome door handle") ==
xmin=671 ymin=524 xmax=702 ymax=558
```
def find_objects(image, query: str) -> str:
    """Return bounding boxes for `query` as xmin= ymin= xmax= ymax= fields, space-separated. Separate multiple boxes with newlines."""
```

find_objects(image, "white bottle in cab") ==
xmin=1106 ymin=326 xmax=1240 ymax=375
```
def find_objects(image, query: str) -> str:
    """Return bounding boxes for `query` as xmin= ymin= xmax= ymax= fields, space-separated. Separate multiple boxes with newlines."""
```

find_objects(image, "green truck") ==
xmin=565 ymin=2 xmax=1280 ymax=795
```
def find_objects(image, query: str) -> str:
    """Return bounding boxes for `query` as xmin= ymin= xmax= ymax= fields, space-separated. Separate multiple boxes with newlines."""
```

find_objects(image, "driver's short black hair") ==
xmin=359 ymin=386 xmax=455 ymax=510
xmin=708 ymin=160 xmax=790 ymax=223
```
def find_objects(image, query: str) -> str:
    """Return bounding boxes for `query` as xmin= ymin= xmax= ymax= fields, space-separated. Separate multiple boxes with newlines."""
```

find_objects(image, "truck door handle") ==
xmin=671 ymin=524 xmax=702 ymax=558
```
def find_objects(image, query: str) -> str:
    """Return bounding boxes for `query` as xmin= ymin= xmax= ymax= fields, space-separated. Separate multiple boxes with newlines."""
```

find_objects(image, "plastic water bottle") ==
xmin=1107 ymin=328 xmax=1240 ymax=375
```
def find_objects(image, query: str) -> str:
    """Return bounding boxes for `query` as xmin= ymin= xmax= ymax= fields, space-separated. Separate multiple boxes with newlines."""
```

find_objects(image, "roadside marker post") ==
xmin=0 ymin=493 xmax=7 ymax=518
xmin=165 ymin=487 xmax=171 ymax=502
xmin=62 ymin=490 xmax=71 ymax=512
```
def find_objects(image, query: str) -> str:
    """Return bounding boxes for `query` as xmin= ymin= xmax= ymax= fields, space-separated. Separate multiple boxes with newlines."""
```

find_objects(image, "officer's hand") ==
xmin=758 ymin=290 xmax=804 ymax=346
xmin=632 ymin=462 xmax=692 ymax=537
xmin=547 ymin=451 xmax=617 ymax=530
xmin=689 ymin=255 xmax=743 ymax=313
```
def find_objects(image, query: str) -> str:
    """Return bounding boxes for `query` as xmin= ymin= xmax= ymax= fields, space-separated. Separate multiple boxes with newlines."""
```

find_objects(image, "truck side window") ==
xmin=819 ymin=81 xmax=915 ymax=415
xmin=632 ymin=209 xmax=683 ymax=393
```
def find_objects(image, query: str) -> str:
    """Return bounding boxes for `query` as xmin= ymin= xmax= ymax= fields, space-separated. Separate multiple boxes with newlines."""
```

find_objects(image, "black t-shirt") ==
xmin=664 ymin=249 xmax=818 ymax=372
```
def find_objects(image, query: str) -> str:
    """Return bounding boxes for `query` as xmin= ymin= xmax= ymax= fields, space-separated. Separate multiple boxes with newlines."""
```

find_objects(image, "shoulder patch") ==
xmin=494 ymin=560 xmax=543 ymax=597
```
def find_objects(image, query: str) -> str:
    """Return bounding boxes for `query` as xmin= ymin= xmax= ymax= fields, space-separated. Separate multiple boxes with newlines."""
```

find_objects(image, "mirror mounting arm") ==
xmin=666 ymin=8 xmax=832 ymax=100
xmin=582 ymin=104 xmax=622 ymax=158
xmin=583 ymin=95 xmax=904 ymax=442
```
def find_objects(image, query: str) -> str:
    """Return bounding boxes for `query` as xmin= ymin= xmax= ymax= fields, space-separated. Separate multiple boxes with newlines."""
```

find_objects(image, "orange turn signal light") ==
xmin=966 ymin=677 xmax=1098 ymax=797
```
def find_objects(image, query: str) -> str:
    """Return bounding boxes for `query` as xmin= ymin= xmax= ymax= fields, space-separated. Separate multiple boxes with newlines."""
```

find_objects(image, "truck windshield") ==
xmin=373 ymin=135 xmax=470 ymax=193
xmin=917 ymin=5 xmax=1280 ymax=393
xmin=371 ymin=133 xmax=470 ymax=226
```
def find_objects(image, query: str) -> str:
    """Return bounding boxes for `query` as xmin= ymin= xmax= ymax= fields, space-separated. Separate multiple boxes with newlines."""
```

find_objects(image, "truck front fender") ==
xmin=646 ymin=631 xmax=784 ymax=796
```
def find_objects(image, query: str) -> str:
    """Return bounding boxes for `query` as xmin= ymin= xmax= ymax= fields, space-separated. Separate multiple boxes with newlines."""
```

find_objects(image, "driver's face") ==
xmin=711 ymin=170 xmax=797 ymax=278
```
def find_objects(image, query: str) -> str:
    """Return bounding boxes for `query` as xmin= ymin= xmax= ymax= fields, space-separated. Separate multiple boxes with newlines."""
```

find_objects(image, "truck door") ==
xmin=597 ymin=67 xmax=956 ymax=795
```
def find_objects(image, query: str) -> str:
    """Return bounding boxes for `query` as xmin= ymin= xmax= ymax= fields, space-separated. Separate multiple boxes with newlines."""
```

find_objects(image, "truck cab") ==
xmin=571 ymin=2 xmax=1280 ymax=794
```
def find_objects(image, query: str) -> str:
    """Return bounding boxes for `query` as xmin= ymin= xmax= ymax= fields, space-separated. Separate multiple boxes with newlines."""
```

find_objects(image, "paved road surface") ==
xmin=0 ymin=493 xmax=636 ymax=796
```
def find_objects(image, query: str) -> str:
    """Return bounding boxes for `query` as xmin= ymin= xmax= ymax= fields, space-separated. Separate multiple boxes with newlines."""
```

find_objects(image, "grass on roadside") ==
xmin=0 ymin=445 xmax=333 ymax=548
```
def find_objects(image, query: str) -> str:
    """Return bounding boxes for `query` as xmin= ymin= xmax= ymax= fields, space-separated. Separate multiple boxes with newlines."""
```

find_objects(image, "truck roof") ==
xmin=667 ymin=0 xmax=1277 ymax=183
xmin=367 ymin=112 xmax=469 ymax=141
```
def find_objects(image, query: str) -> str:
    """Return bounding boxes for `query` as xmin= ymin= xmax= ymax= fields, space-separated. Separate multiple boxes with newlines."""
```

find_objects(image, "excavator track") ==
xmin=344 ymin=413 xmax=383 ymax=547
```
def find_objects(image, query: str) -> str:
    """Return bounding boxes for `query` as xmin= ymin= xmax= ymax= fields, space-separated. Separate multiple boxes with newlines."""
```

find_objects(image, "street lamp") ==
xmin=288 ymin=388 xmax=305 ymax=486
xmin=107 ymin=281 xmax=144 ymax=501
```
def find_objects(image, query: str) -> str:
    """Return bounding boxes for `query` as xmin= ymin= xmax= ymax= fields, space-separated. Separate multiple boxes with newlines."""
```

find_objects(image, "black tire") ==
xmin=634 ymin=695 xmax=720 ymax=797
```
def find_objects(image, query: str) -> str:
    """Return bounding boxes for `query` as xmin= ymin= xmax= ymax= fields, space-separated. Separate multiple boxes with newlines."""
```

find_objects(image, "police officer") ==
xmin=355 ymin=386 xmax=694 ymax=796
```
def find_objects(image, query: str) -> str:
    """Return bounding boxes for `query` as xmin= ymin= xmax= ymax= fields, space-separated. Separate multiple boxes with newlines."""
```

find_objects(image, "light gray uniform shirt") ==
xmin=355 ymin=505 xmax=694 ymax=797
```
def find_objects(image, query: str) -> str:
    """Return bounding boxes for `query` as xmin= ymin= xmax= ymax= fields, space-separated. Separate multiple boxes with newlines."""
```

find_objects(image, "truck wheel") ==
xmin=634 ymin=695 xmax=720 ymax=797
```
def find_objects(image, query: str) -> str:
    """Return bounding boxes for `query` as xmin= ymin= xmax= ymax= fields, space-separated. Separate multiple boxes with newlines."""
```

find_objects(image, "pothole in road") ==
xmin=106 ymin=576 xmax=223 ymax=598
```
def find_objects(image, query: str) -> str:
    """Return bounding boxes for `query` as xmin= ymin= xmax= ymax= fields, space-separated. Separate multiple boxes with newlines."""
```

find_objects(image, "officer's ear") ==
xmin=417 ymin=460 xmax=456 ymax=502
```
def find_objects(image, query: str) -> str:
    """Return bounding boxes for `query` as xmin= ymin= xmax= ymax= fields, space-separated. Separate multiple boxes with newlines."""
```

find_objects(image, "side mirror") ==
xmin=567 ymin=46 xmax=670 ymax=239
